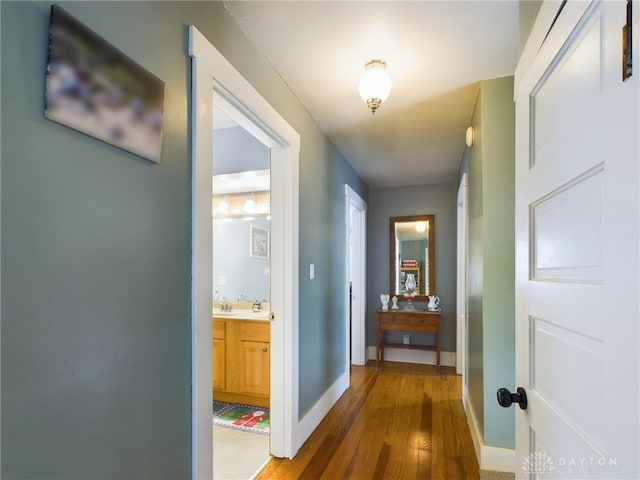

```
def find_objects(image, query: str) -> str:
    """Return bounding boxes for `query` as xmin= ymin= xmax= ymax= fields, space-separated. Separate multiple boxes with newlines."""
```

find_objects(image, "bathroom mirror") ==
xmin=389 ymin=215 xmax=435 ymax=298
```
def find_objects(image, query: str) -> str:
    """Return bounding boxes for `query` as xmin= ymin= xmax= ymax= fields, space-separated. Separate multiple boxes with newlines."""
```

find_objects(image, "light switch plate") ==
xmin=310 ymin=263 xmax=315 ymax=280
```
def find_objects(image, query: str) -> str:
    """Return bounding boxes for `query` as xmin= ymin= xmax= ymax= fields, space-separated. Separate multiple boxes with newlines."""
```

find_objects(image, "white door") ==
xmin=345 ymin=185 xmax=367 ymax=366
xmin=513 ymin=1 xmax=639 ymax=478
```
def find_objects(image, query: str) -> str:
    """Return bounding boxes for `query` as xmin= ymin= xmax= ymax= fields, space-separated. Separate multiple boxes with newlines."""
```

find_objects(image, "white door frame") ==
xmin=189 ymin=26 xmax=300 ymax=479
xmin=456 ymin=173 xmax=468 ymax=379
xmin=345 ymin=185 xmax=367 ymax=366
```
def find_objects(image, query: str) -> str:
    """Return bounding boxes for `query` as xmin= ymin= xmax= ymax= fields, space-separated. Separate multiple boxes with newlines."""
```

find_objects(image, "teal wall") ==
xmin=463 ymin=76 xmax=515 ymax=449
xmin=467 ymin=87 xmax=485 ymax=435
xmin=298 ymin=132 xmax=367 ymax=415
xmin=1 ymin=1 xmax=367 ymax=477
xmin=367 ymin=183 xmax=457 ymax=351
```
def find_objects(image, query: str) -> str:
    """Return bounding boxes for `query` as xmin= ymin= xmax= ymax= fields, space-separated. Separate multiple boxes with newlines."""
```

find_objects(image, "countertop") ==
xmin=212 ymin=309 xmax=270 ymax=321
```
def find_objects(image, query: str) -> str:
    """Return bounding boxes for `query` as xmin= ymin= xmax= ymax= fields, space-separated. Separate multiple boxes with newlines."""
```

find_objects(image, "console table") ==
xmin=376 ymin=309 xmax=442 ymax=370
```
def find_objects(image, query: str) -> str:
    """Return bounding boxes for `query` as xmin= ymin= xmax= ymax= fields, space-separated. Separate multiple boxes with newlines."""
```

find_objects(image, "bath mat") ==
xmin=212 ymin=401 xmax=270 ymax=436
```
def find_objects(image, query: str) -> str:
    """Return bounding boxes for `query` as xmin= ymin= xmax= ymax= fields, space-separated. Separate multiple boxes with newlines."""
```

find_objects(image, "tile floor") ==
xmin=213 ymin=426 xmax=270 ymax=479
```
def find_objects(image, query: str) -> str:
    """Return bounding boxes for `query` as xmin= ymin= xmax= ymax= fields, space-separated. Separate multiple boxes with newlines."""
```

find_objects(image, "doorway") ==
xmin=189 ymin=26 xmax=301 ymax=479
xmin=211 ymin=109 xmax=271 ymax=479
xmin=345 ymin=185 xmax=367 ymax=366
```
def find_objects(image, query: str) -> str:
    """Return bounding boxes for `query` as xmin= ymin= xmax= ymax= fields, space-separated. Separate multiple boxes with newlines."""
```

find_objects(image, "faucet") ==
xmin=220 ymin=297 xmax=232 ymax=312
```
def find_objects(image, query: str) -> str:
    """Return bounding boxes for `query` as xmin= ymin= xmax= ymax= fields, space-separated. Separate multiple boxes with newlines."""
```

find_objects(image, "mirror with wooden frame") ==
xmin=389 ymin=215 xmax=435 ymax=299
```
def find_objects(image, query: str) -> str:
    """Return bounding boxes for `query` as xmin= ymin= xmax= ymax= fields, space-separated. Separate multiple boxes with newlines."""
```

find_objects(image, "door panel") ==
xmin=530 ymin=166 xmax=604 ymax=283
xmin=531 ymin=317 xmax=604 ymax=446
xmin=241 ymin=340 xmax=270 ymax=396
xmin=515 ymin=0 xmax=639 ymax=477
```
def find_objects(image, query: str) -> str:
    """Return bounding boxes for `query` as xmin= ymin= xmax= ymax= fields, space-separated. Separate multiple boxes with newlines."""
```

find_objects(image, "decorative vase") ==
xmin=405 ymin=273 xmax=417 ymax=294
xmin=380 ymin=294 xmax=390 ymax=310
xmin=391 ymin=296 xmax=399 ymax=310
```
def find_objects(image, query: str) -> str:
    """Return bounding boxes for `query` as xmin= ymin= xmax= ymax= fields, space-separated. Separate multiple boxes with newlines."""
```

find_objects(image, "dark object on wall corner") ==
xmin=44 ymin=5 xmax=165 ymax=163
xmin=622 ymin=0 xmax=633 ymax=81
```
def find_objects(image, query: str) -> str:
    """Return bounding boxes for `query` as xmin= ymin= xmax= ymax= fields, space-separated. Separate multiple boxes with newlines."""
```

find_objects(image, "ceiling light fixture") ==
xmin=415 ymin=222 xmax=427 ymax=233
xmin=359 ymin=59 xmax=392 ymax=115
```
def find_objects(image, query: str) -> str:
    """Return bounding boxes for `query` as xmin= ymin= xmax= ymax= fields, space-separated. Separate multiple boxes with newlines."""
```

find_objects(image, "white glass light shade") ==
xmin=415 ymin=222 xmax=427 ymax=233
xmin=359 ymin=60 xmax=391 ymax=113
xmin=243 ymin=192 xmax=256 ymax=214
xmin=216 ymin=195 xmax=229 ymax=215
xmin=465 ymin=126 xmax=474 ymax=147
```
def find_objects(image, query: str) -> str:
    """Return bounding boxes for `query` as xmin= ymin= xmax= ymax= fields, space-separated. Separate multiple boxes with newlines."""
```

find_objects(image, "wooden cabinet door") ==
xmin=240 ymin=340 xmax=270 ymax=397
xmin=212 ymin=338 xmax=226 ymax=392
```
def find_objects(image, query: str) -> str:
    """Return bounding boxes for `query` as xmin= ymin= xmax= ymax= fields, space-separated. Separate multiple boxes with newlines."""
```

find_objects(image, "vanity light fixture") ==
xmin=465 ymin=126 xmax=475 ymax=147
xmin=216 ymin=195 xmax=229 ymax=215
xmin=415 ymin=222 xmax=427 ymax=233
xmin=359 ymin=59 xmax=392 ymax=115
xmin=243 ymin=192 xmax=256 ymax=214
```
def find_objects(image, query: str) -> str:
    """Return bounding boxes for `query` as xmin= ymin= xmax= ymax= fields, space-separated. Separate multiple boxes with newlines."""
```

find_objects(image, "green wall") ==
xmin=367 ymin=183 xmax=458 ymax=352
xmin=467 ymin=87 xmax=485 ymax=434
xmin=1 ymin=1 xmax=366 ymax=477
xmin=463 ymin=76 xmax=515 ymax=449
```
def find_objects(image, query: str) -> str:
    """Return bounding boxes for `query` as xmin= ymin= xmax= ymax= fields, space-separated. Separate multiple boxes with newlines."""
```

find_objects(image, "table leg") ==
xmin=437 ymin=327 xmax=441 ymax=373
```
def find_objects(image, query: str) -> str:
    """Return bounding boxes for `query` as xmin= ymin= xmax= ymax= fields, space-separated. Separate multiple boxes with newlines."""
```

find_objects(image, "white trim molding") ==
xmin=463 ymin=387 xmax=516 ymax=473
xmin=345 ymin=185 xmax=367 ymax=367
xmin=296 ymin=371 xmax=350 ymax=450
xmin=188 ymin=25 xmax=300 ymax=479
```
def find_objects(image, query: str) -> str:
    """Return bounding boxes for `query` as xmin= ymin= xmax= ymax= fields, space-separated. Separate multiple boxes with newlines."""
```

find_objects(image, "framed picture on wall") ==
xmin=44 ymin=5 xmax=165 ymax=163
xmin=250 ymin=225 xmax=269 ymax=259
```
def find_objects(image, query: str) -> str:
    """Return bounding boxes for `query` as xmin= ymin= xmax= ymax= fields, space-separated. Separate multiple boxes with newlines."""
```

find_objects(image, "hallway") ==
xmin=256 ymin=363 xmax=479 ymax=479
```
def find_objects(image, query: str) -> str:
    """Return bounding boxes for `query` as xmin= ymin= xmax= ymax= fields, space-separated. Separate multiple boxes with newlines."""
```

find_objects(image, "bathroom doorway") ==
xmin=212 ymin=108 xmax=271 ymax=479
xmin=190 ymin=26 xmax=301 ymax=478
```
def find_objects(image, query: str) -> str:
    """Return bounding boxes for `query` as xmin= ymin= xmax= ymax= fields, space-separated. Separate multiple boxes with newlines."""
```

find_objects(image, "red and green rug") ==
xmin=212 ymin=401 xmax=270 ymax=436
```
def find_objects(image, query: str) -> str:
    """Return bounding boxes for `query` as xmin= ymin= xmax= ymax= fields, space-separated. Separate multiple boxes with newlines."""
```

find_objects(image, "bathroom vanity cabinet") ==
xmin=212 ymin=317 xmax=270 ymax=408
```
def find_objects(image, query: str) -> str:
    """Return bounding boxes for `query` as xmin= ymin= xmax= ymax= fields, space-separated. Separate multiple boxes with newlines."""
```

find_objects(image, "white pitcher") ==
xmin=427 ymin=295 xmax=440 ymax=311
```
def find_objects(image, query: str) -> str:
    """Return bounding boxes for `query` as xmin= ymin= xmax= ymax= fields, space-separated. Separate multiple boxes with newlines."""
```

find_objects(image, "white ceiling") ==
xmin=212 ymin=169 xmax=271 ymax=194
xmin=224 ymin=1 xmax=519 ymax=188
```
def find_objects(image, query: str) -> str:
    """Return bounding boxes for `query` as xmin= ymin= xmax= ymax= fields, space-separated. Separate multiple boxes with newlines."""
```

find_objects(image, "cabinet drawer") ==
xmin=240 ymin=321 xmax=270 ymax=342
xmin=408 ymin=316 xmax=438 ymax=327
xmin=379 ymin=314 xmax=409 ymax=325
xmin=213 ymin=319 xmax=226 ymax=339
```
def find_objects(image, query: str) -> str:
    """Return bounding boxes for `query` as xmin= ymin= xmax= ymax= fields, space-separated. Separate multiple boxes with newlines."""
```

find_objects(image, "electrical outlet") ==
xmin=403 ymin=334 xmax=410 ymax=345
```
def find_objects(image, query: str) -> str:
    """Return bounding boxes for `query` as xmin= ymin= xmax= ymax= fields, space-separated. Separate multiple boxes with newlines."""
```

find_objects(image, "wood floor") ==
xmin=257 ymin=362 xmax=479 ymax=480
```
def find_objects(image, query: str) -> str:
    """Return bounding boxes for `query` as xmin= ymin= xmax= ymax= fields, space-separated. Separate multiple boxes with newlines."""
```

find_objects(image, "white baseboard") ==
xmin=481 ymin=445 xmax=517 ymax=473
xmin=367 ymin=345 xmax=456 ymax=367
xmin=296 ymin=369 xmax=349 ymax=452
xmin=463 ymin=387 xmax=516 ymax=473
xmin=463 ymin=387 xmax=482 ymax=462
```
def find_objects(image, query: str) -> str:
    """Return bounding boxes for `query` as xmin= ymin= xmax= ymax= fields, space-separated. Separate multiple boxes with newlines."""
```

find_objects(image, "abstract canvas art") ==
xmin=44 ymin=6 xmax=164 ymax=163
